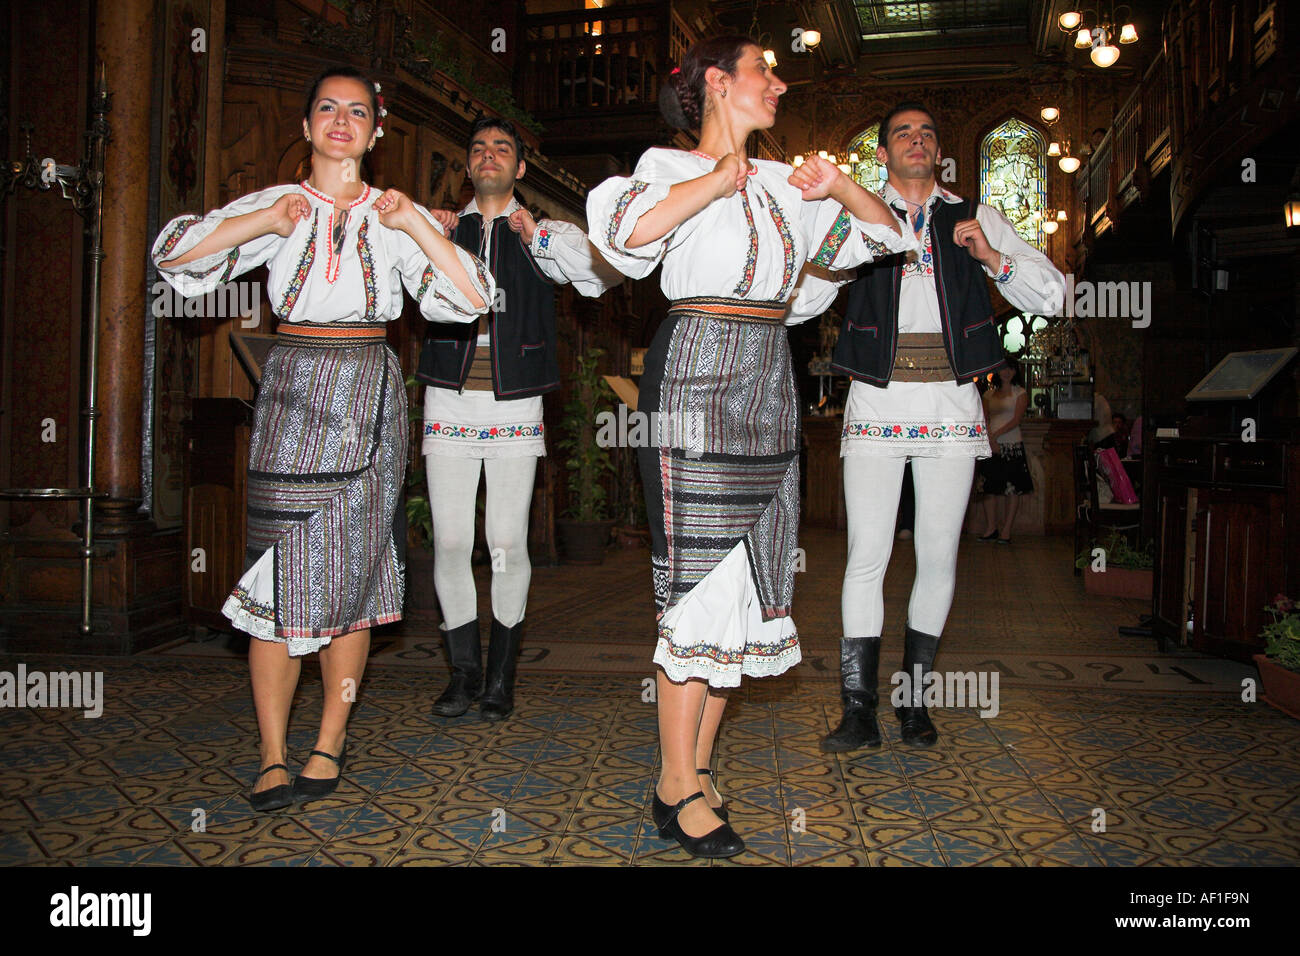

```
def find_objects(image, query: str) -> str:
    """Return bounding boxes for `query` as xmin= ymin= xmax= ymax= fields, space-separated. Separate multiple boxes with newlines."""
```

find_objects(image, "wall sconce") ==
xmin=1048 ymin=141 xmax=1062 ymax=157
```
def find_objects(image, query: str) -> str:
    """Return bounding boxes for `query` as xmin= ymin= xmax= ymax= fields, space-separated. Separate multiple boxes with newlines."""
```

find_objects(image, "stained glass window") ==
xmin=848 ymin=123 xmax=887 ymax=192
xmin=980 ymin=118 xmax=1046 ymax=250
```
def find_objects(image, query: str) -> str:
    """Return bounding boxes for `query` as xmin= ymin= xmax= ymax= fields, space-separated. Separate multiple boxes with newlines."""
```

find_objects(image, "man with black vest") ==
xmin=418 ymin=117 xmax=619 ymax=720
xmin=807 ymin=103 xmax=1064 ymax=752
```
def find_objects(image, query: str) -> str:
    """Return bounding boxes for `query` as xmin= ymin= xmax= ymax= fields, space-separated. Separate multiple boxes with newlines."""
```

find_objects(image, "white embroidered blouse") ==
xmin=151 ymin=182 xmax=494 ymax=324
xmin=585 ymin=148 xmax=916 ymax=312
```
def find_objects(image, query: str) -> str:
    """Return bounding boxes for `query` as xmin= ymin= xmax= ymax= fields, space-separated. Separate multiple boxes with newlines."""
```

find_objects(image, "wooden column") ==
xmin=93 ymin=0 xmax=155 ymax=534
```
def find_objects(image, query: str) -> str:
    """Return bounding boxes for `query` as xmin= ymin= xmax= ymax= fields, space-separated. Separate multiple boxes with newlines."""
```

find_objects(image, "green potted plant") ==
xmin=1254 ymin=594 xmax=1300 ymax=720
xmin=554 ymin=347 xmax=617 ymax=563
xmin=1075 ymin=528 xmax=1154 ymax=600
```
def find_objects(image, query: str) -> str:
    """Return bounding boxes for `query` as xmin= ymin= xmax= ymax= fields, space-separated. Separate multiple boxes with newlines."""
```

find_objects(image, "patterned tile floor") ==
xmin=2 ymin=531 xmax=1297 ymax=867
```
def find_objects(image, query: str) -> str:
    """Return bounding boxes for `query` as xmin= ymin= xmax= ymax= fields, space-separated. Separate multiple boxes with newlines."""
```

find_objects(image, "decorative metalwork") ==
xmin=0 ymin=68 xmax=112 ymax=636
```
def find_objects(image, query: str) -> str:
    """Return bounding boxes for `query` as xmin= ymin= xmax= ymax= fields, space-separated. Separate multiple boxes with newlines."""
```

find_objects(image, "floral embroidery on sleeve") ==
xmin=275 ymin=210 xmax=317 ymax=319
xmin=994 ymin=254 xmax=1015 ymax=284
xmin=606 ymin=181 xmax=651 ymax=250
xmin=810 ymin=208 xmax=850 ymax=267
xmin=157 ymin=216 xmax=202 ymax=260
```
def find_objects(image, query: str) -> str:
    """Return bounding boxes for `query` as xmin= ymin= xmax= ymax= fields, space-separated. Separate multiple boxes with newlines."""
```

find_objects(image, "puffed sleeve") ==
xmin=585 ymin=148 xmax=702 ymax=279
xmin=785 ymin=263 xmax=854 ymax=327
xmin=801 ymin=197 xmax=917 ymax=271
xmin=974 ymin=204 xmax=1066 ymax=316
xmin=528 ymin=218 xmax=623 ymax=298
xmin=151 ymin=185 xmax=293 ymax=297
xmin=385 ymin=204 xmax=495 ymax=324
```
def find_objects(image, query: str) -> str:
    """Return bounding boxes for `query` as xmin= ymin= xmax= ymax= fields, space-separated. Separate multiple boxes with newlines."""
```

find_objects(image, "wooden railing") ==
xmin=520 ymin=2 xmax=692 ymax=117
xmin=1072 ymin=49 xmax=1172 ymax=240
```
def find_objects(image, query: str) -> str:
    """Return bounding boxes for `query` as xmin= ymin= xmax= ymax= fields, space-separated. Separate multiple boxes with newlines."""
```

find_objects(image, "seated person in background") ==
xmin=1089 ymin=392 xmax=1116 ymax=449
xmin=1111 ymin=412 xmax=1130 ymax=457
xmin=1128 ymin=415 xmax=1144 ymax=457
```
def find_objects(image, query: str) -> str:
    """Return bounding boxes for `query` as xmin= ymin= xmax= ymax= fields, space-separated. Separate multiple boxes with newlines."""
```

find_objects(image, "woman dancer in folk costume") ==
xmin=152 ymin=67 xmax=493 ymax=811
xmin=587 ymin=36 xmax=914 ymax=857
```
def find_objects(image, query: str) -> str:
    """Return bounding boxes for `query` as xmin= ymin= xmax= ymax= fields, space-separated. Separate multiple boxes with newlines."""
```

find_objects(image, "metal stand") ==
xmin=0 ymin=66 xmax=112 ymax=635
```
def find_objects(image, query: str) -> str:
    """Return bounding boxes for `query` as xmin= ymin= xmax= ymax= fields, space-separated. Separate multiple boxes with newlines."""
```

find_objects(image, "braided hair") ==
xmin=659 ymin=36 xmax=757 ymax=132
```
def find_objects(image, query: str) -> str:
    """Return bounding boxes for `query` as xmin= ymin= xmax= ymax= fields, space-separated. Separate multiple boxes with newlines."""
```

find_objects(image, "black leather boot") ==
xmin=432 ymin=619 xmax=482 ymax=717
xmin=820 ymin=636 xmax=883 ymax=752
xmin=896 ymin=625 xmax=940 ymax=747
xmin=481 ymin=618 xmax=523 ymax=721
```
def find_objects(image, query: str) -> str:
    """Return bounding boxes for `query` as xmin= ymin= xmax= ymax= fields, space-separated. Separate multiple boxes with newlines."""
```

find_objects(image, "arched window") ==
xmin=980 ymin=118 xmax=1047 ymax=250
xmin=847 ymin=123 xmax=887 ymax=192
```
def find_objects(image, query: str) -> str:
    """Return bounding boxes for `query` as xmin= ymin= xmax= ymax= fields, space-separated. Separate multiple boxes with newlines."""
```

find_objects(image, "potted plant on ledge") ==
xmin=555 ymin=347 xmax=617 ymax=564
xmin=1075 ymin=528 xmax=1154 ymax=600
xmin=1255 ymin=594 xmax=1300 ymax=720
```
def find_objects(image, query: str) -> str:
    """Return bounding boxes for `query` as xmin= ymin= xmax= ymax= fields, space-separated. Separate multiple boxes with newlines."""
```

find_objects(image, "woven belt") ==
xmin=668 ymin=296 xmax=787 ymax=325
xmin=277 ymin=323 xmax=388 ymax=345
xmin=893 ymin=333 xmax=954 ymax=382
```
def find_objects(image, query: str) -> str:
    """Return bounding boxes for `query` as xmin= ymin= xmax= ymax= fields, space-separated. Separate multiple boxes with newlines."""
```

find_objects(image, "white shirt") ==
xmin=586 ymin=147 xmax=916 ymax=308
xmin=790 ymin=182 xmax=1066 ymax=458
xmin=152 ymin=182 xmax=494 ymax=324
xmin=422 ymin=197 xmax=621 ymax=459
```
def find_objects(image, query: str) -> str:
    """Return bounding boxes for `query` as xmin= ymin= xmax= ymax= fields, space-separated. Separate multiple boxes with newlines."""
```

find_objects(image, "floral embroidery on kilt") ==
xmin=156 ymin=215 xmax=202 ymax=258
xmin=356 ymin=218 xmax=376 ymax=321
xmin=424 ymin=421 xmax=544 ymax=440
xmin=607 ymin=181 xmax=650 ymax=248
xmin=842 ymin=420 xmax=987 ymax=439
xmin=732 ymin=189 xmax=759 ymax=296
xmin=762 ymin=188 xmax=797 ymax=300
xmin=811 ymin=208 xmax=850 ymax=267
xmin=656 ymin=624 xmax=801 ymax=667
xmin=276 ymin=211 xmax=318 ymax=318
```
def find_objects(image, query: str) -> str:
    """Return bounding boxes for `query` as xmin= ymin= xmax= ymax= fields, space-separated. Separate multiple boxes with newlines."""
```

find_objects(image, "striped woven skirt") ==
xmin=638 ymin=297 xmax=802 ymax=687
xmin=222 ymin=323 xmax=407 ymax=656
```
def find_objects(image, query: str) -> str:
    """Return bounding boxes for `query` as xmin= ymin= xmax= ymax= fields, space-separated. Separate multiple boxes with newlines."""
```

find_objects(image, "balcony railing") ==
xmin=1072 ymin=50 xmax=1171 ymax=240
xmin=520 ymin=2 xmax=686 ymax=117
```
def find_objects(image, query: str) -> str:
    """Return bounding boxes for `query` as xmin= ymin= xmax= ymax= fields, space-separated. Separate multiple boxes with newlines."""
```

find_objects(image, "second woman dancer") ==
xmin=587 ymin=36 xmax=915 ymax=857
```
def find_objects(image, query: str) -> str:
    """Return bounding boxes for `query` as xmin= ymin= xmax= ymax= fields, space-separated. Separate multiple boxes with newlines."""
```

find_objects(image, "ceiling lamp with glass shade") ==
xmin=1059 ymin=5 xmax=1138 ymax=68
xmin=802 ymin=29 xmax=821 ymax=49
xmin=1040 ymin=106 xmax=1060 ymax=125
xmin=1058 ymin=141 xmax=1081 ymax=174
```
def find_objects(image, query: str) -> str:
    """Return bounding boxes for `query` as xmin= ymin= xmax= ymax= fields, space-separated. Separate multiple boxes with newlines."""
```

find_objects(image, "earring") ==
xmin=721 ymin=86 xmax=727 ymax=98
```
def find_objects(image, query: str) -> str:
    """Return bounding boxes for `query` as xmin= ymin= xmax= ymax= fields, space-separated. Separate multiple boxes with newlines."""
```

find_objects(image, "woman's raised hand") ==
xmin=788 ymin=154 xmax=842 ymax=201
xmin=374 ymin=188 xmax=417 ymax=232
xmin=269 ymin=193 xmax=311 ymax=237
xmin=713 ymin=154 xmax=747 ymax=199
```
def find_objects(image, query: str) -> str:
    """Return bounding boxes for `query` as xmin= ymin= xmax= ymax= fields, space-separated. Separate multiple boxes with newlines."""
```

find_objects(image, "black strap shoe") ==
xmin=697 ymin=768 xmax=729 ymax=823
xmin=292 ymin=745 xmax=347 ymax=802
xmin=653 ymin=789 xmax=745 ymax=859
xmin=481 ymin=618 xmax=523 ymax=721
xmin=433 ymin=619 xmax=483 ymax=717
xmin=249 ymin=763 xmax=294 ymax=812
xmin=896 ymin=625 xmax=941 ymax=748
xmin=821 ymin=636 xmax=883 ymax=752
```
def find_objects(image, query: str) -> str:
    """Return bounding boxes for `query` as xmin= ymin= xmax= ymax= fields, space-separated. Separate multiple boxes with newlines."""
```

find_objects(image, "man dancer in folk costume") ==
xmin=417 ymin=117 xmax=620 ymax=721
xmin=803 ymin=102 xmax=1065 ymax=752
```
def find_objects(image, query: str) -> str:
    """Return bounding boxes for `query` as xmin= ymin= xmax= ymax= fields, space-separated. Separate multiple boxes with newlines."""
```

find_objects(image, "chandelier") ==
xmin=1058 ymin=5 xmax=1139 ymax=68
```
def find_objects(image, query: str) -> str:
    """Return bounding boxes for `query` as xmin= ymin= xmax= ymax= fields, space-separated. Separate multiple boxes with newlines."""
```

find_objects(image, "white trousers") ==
xmin=425 ymin=454 xmax=537 ymax=630
xmin=842 ymin=455 xmax=974 ymax=638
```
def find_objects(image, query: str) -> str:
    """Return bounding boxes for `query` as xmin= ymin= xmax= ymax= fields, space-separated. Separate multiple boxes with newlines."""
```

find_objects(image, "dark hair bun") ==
xmin=659 ymin=73 xmax=693 ymax=130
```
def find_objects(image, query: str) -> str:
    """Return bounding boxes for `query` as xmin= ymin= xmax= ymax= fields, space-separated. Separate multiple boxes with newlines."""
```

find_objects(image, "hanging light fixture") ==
xmin=1058 ymin=141 xmax=1081 ymax=173
xmin=1285 ymin=195 xmax=1300 ymax=228
xmin=1057 ymin=209 xmax=1069 ymax=221
xmin=1048 ymin=141 xmax=1062 ymax=157
xmin=1091 ymin=28 xmax=1121 ymax=67
xmin=803 ymin=29 xmax=821 ymax=49
xmin=1043 ymin=218 xmax=1060 ymax=235
xmin=1040 ymin=106 xmax=1060 ymax=124
xmin=1059 ymin=5 xmax=1139 ymax=67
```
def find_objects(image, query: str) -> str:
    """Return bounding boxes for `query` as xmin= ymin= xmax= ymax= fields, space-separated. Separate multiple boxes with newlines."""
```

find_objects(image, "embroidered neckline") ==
xmin=300 ymin=181 xmax=372 ymax=208
xmin=689 ymin=150 xmax=757 ymax=175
